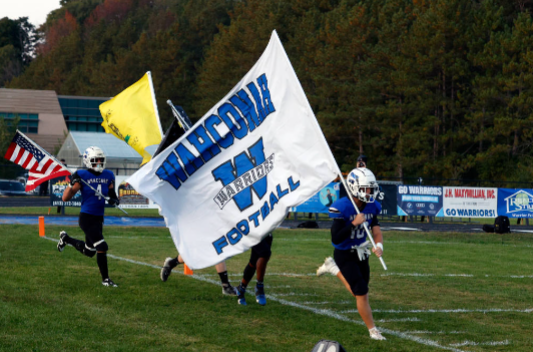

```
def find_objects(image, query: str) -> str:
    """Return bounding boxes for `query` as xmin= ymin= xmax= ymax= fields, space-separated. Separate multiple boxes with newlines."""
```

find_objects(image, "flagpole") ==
xmin=146 ymin=71 xmax=164 ymax=138
xmin=167 ymin=100 xmax=192 ymax=131
xmin=272 ymin=29 xmax=387 ymax=270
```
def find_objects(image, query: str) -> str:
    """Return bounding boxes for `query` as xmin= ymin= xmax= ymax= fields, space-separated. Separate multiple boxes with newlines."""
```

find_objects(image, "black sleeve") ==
xmin=331 ymin=219 xmax=352 ymax=245
xmin=108 ymin=185 xmax=118 ymax=200
xmin=370 ymin=215 xmax=380 ymax=228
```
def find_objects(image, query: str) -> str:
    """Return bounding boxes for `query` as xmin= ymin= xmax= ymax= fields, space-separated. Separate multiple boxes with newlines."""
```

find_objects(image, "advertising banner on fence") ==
xmin=115 ymin=175 xmax=158 ymax=209
xmin=379 ymin=184 xmax=398 ymax=216
xmin=441 ymin=187 xmax=497 ymax=218
xmin=49 ymin=174 xmax=158 ymax=209
xmin=497 ymin=188 xmax=533 ymax=218
xmin=49 ymin=175 xmax=81 ymax=207
xmin=290 ymin=182 xmax=339 ymax=214
xmin=397 ymin=185 xmax=443 ymax=216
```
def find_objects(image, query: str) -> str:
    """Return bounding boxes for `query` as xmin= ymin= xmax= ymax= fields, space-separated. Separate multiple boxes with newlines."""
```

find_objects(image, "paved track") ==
xmin=2 ymin=215 xmax=533 ymax=233
xmin=276 ymin=219 xmax=533 ymax=233
xmin=0 ymin=196 xmax=49 ymax=207
xmin=2 ymin=197 xmax=532 ymax=233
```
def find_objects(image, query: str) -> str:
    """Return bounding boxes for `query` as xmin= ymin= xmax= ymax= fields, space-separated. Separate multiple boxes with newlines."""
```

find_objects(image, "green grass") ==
xmin=1 ymin=224 xmax=532 ymax=351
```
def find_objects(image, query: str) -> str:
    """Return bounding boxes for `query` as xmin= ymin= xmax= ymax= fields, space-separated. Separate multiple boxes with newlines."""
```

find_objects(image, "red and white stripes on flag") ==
xmin=3 ymin=130 xmax=70 ymax=191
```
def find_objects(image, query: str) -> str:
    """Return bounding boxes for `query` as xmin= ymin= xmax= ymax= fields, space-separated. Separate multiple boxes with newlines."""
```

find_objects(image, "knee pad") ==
xmin=74 ymin=241 xmax=85 ymax=253
xmin=93 ymin=239 xmax=108 ymax=252
xmin=83 ymin=248 xmax=96 ymax=258
xmin=243 ymin=263 xmax=256 ymax=282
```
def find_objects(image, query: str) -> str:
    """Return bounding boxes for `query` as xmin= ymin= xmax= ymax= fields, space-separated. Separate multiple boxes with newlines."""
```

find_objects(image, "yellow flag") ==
xmin=100 ymin=72 xmax=163 ymax=165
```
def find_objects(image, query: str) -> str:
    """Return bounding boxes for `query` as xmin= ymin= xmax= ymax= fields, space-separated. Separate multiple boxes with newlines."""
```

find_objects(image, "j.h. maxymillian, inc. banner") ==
xmin=441 ymin=187 xmax=497 ymax=218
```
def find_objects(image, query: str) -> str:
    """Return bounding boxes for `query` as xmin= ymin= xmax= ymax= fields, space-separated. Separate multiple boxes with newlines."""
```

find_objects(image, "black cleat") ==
xmin=237 ymin=284 xmax=247 ymax=305
xmin=102 ymin=278 xmax=118 ymax=287
xmin=160 ymin=257 xmax=175 ymax=282
xmin=255 ymin=284 xmax=266 ymax=306
xmin=222 ymin=283 xmax=238 ymax=296
xmin=57 ymin=231 xmax=69 ymax=252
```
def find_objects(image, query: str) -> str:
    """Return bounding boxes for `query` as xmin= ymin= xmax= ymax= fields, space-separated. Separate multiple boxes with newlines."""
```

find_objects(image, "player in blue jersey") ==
xmin=234 ymin=232 xmax=273 ymax=306
xmin=317 ymin=167 xmax=386 ymax=340
xmin=57 ymin=146 xmax=120 ymax=287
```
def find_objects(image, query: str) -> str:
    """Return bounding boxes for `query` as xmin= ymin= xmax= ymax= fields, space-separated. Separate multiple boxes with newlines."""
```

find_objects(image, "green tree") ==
xmin=0 ymin=17 xmax=36 ymax=85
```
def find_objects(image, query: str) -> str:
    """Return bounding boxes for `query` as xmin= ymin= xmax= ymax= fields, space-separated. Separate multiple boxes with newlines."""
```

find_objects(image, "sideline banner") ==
xmin=397 ymin=185 xmax=442 ymax=216
xmin=497 ymin=188 xmax=533 ymax=218
xmin=290 ymin=182 xmax=339 ymax=214
xmin=115 ymin=175 xmax=158 ymax=209
xmin=49 ymin=175 xmax=81 ymax=207
xmin=378 ymin=184 xmax=398 ymax=216
xmin=441 ymin=187 xmax=497 ymax=218
xmin=49 ymin=174 xmax=157 ymax=209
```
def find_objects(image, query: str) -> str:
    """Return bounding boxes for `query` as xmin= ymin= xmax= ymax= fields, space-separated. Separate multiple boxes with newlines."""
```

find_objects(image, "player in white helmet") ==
xmin=317 ymin=167 xmax=385 ymax=340
xmin=57 ymin=146 xmax=120 ymax=287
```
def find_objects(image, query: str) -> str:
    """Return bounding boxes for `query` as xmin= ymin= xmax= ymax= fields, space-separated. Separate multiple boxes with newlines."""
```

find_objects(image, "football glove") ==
xmin=108 ymin=198 xmax=120 ymax=206
xmin=70 ymin=176 xmax=81 ymax=186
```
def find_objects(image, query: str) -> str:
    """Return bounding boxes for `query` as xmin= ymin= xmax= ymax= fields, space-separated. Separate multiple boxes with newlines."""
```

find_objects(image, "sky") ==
xmin=0 ymin=0 xmax=62 ymax=27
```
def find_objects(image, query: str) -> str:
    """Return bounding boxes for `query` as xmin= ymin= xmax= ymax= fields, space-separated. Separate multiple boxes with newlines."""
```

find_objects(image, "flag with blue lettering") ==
xmin=127 ymin=30 xmax=338 ymax=269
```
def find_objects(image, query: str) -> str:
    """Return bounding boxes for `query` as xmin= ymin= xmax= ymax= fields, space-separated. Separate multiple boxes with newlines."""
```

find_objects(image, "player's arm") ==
xmin=331 ymin=219 xmax=355 ymax=245
xmin=370 ymin=222 xmax=383 ymax=257
xmin=107 ymin=180 xmax=120 ymax=206
xmin=63 ymin=173 xmax=81 ymax=201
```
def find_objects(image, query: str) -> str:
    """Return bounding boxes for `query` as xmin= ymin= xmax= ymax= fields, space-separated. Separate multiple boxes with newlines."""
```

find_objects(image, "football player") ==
xmin=317 ymin=167 xmax=386 ymax=340
xmin=235 ymin=232 xmax=273 ymax=306
xmin=57 ymin=146 xmax=120 ymax=287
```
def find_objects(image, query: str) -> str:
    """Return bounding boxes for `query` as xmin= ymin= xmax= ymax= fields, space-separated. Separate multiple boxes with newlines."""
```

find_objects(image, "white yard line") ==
xmin=269 ymin=293 xmax=319 ymax=297
xmin=298 ymin=301 xmax=353 ymax=305
xmin=406 ymin=331 xmax=466 ymax=335
xmin=207 ymin=271 xmax=532 ymax=279
xmin=380 ymin=273 xmax=474 ymax=277
xmin=376 ymin=317 xmax=422 ymax=323
xmin=365 ymin=308 xmax=533 ymax=314
xmin=450 ymin=340 xmax=510 ymax=347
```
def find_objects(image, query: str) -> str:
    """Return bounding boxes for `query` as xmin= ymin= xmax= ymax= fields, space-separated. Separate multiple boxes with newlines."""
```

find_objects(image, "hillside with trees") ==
xmin=4 ymin=0 xmax=533 ymax=185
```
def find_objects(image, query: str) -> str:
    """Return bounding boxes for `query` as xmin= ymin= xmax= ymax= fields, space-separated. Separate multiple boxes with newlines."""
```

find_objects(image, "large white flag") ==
xmin=128 ymin=30 xmax=338 ymax=269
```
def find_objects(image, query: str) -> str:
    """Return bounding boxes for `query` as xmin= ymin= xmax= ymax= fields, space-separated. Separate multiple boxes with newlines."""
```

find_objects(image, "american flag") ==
xmin=3 ymin=130 xmax=71 ymax=191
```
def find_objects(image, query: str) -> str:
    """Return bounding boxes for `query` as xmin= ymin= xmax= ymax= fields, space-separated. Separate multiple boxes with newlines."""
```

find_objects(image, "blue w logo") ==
xmin=212 ymin=138 xmax=268 ymax=211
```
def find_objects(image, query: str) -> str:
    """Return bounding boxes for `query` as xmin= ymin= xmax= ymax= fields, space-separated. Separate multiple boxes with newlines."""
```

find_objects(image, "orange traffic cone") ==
xmin=184 ymin=264 xmax=194 ymax=275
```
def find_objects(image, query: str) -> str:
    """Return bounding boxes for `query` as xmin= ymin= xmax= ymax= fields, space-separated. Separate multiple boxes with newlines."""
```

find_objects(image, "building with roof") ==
xmin=0 ymin=88 xmax=110 ymax=154
xmin=1 ymin=88 xmax=163 ymax=176
xmin=57 ymin=132 xmax=157 ymax=175
xmin=0 ymin=88 xmax=69 ymax=153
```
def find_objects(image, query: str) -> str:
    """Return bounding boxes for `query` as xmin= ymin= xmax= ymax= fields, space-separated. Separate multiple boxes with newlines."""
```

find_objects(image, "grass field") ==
xmin=1 ymin=223 xmax=532 ymax=352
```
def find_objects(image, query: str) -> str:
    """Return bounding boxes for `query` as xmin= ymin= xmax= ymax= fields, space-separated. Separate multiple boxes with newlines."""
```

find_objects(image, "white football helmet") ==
xmin=83 ymin=146 xmax=106 ymax=172
xmin=346 ymin=167 xmax=379 ymax=203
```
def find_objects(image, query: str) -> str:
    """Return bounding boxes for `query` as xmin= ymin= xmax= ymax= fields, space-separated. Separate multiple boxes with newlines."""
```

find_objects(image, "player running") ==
xmin=57 ymin=146 xmax=120 ymax=287
xmin=317 ymin=167 xmax=386 ymax=340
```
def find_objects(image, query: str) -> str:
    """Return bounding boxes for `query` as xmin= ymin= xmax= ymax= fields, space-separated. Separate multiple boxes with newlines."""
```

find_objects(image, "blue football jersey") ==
xmin=328 ymin=197 xmax=382 ymax=250
xmin=76 ymin=169 xmax=115 ymax=216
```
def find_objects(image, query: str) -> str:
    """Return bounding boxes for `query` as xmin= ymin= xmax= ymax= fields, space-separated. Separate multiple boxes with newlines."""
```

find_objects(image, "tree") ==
xmin=0 ymin=17 xmax=37 ymax=85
